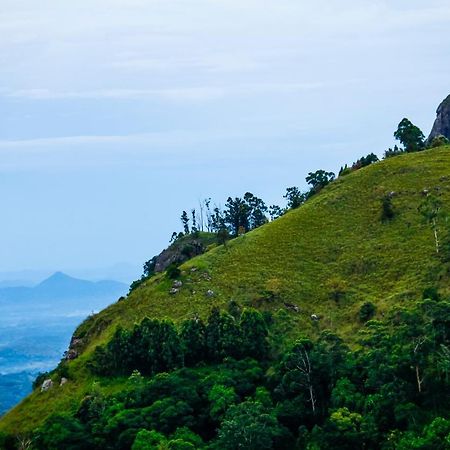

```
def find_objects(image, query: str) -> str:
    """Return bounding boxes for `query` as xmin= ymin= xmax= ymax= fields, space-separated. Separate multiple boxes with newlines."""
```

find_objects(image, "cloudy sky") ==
xmin=1 ymin=0 xmax=449 ymax=280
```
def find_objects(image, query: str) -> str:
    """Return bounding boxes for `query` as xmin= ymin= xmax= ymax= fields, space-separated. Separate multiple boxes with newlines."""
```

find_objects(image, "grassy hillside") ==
xmin=1 ymin=146 xmax=449 ymax=435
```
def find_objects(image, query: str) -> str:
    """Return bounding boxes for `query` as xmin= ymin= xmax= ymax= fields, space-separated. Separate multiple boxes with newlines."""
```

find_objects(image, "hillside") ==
xmin=1 ymin=146 xmax=449 ymax=444
xmin=75 ymin=145 xmax=449 ymax=345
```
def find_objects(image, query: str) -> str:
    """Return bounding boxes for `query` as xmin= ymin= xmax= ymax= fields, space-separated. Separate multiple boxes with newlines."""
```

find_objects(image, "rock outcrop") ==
xmin=428 ymin=94 xmax=450 ymax=142
xmin=153 ymin=233 xmax=216 ymax=273
xmin=41 ymin=379 xmax=53 ymax=392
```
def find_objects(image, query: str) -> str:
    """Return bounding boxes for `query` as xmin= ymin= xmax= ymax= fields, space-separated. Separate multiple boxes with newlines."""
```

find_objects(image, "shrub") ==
xmin=429 ymin=135 xmax=449 ymax=148
xmin=359 ymin=302 xmax=376 ymax=322
xmin=167 ymin=264 xmax=181 ymax=279
xmin=381 ymin=194 xmax=395 ymax=221
xmin=422 ymin=287 xmax=440 ymax=301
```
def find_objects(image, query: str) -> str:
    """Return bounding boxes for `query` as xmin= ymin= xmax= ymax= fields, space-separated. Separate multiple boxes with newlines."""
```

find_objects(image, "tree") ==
xmin=381 ymin=194 xmax=395 ymax=221
xmin=352 ymin=153 xmax=379 ymax=170
xmin=180 ymin=211 xmax=190 ymax=234
xmin=180 ymin=317 xmax=207 ymax=366
xmin=244 ymin=192 xmax=268 ymax=229
xmin=131 ymin=318 xmax=183 ymax=376
xmin=359 ymin=302 xmax=376 ymax=322
xmin=211 ymin=207 xmax=226 ymax=232
xmin=384 ymin=144 xmax=404 ymax=159
xmin=191 ymin=209 xmax=198 ymax=233
xmin=33 ymin=415 xmax=94 ymax=450
xmin=224 ymin=197 xmax=250 ymax=236
xmin=418 ymin=194 xmax=444 ymax=253
xmin=283 ymin=187 xmax=305 ymax=209
xmin=282 ymin=339 xmax=317 ymax=414
xmin=208 ymin=384 xmax=238 ymax=421
xmin=143 ymin=257 xmax=157 ymax=278
xmin=240 ymin=309 xmax=269 ymax=360
xmin=217 ymin=227 xmax=230 ymax=246
xmin=306 ymin=170 xmax=335 ymax=194
xmin=132 ymin=429 xmax=166 ymax=450
xmin=269 ymin=205 xmax=284 ymax=220
xmin=394 ymin=118 xmax=425 ymax=152
xmin=216 ymin=401 xmax=284 ymax=450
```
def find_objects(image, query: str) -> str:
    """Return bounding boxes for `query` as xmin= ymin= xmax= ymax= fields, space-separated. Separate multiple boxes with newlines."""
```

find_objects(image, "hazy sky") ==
xmin=1 ymin=0 xmax=449 ymax=278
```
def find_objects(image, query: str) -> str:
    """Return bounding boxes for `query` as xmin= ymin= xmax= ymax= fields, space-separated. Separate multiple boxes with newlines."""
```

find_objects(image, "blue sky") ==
xmin=1 ymin=0 xmax=449 ymax=280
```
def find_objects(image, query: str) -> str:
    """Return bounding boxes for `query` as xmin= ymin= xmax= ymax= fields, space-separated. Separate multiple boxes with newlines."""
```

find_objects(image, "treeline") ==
xmin=131 ymin=116 xmax=448 ymax=292
xmin=88 ymin=306 xmax=269 ymax=377
xmin=6 ymin=293 xmax=449 ymax=449
xmin=172 ymin=116 xmax=449 ymax=242
xmin=174 ymin=169 xmax=337 ymax=242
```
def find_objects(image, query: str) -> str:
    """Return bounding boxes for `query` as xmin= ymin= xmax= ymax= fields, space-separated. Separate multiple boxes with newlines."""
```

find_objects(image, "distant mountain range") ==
xmin=0 ymin=272 xmax=129 ymax=415
xmin=0 ymin=272 xmax=128 ymax=303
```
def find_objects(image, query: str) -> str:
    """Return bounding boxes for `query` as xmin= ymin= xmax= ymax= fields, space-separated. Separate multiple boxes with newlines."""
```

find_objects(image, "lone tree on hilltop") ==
xmin=394 ymin=118 xmax=425 ymax=152
xmin=306 ymin=170 xmax=335 ymax=194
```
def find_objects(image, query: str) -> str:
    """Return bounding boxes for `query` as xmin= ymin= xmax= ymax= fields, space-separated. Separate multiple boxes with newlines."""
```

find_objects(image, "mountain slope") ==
xmin=1 ymin=146 xmax=449 ymax=434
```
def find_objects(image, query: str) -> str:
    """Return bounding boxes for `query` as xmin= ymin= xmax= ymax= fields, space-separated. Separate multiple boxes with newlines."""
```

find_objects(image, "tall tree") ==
xmin=180 ymin=211 xmax=190 ymax=234
xmin=284 ymin=187 xmax=305 ymax=209
xmin=394 ymin=118 xmax=425 ymax=152
xmin=306 ymin=170 xmax=335 ymax=194
xmin=244 ymin=192 xmax=268 ymax=229
xmin=224 ymin=197 xmax=250 ymax=236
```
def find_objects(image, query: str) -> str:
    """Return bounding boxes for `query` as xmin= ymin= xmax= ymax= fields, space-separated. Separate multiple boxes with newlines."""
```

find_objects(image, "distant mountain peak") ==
xmin=37 ymin=272 xmax=76 ymax=287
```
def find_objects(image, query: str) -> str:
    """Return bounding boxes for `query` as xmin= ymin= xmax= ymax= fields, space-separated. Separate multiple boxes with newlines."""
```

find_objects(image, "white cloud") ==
xmin=4 ymin=81 xmax=324 ymax=102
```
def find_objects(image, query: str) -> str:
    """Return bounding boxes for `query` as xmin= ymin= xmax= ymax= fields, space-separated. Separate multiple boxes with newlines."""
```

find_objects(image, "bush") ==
xmin=429 ymin=135 xmax=449 ymax=148
xmin=359 ymin=302 xmax=376 ymax=322
xmin=167 ymin=264 xmax=181 ymax=280
xmin=381 ymin=194 xmax=395 ymax=221
xmin=422 ymin=287 xmax=440 ymax=301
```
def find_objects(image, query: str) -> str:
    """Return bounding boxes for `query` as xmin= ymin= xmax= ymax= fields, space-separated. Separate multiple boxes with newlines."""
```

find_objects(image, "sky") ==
xmin=1 ymin=0 xmax=449 ymax=281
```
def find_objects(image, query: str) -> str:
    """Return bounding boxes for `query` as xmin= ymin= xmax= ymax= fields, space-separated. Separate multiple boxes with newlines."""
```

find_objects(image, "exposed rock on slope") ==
xmin=428 ymin=94 xmax=450 ymax=142
xmin=153 ymin=232 xmax=217 ymax=273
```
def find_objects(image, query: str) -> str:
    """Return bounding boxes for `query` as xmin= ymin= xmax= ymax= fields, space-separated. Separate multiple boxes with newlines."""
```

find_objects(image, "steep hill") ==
xmin=1 ymin=146 xmax=449 ymax=436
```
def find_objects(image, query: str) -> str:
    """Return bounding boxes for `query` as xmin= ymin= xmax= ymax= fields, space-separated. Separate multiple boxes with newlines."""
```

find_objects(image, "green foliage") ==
xmin=132 ymin=429 xmax=166 ymax=450
xmin=3 ymin=146 xmax=450 ymax=441
xmin=208 ymin=384 xmax=238 ymax=421
xmin=384 ymin=144 xmax=404 ymax=159
xmin=240 ymin=309 xmax=269 ymax=360
xmin=180 ymin=317 xmax=206 ymax=366
xmin=167 ymin=264 xmax=182 ymax=280
xmin=306 ymin=169 xmax=335 ymax=194
xmin=394 ymin=118 xmax=425 ymax=152
xmin=34 ymin=414 xmax=94 ymax=450
xmin=216 ymin=400 xmax=286 ymax=450
xmin=222 ymin=193 xmax=269 ymax=236
xmin=89 ymin=308 xmax=269 ymax=377
xmin=216 ymin=227 xmax=230 ymax=246
xmin=8 ymin=294 xmax=450 ymax=449
xmin=422 ymin=286 xmax=440 ymax=301
xmin=359 ymin=302 xmax=376 ymax=322
xmin=90 ymin=319 xmax=183 ymax=377
xmin=340 ymin=153 xmax=379 ymax=175
xmin=429 ymin=135 xmax=449 ymax=148
xmin=283 ymin=187 xmax=305 ymax=209
xmin=381 ymin=193 xmax=395 ymax=221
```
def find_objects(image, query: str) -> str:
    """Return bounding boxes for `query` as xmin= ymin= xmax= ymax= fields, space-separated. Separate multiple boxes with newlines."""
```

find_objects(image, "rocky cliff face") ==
xmin=428 ymin=94 xmax=450 ymax=142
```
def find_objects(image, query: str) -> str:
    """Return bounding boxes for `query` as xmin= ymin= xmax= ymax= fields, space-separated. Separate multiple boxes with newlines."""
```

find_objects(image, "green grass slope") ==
xmin=1 ymin=146 xmax=450 ymax=434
